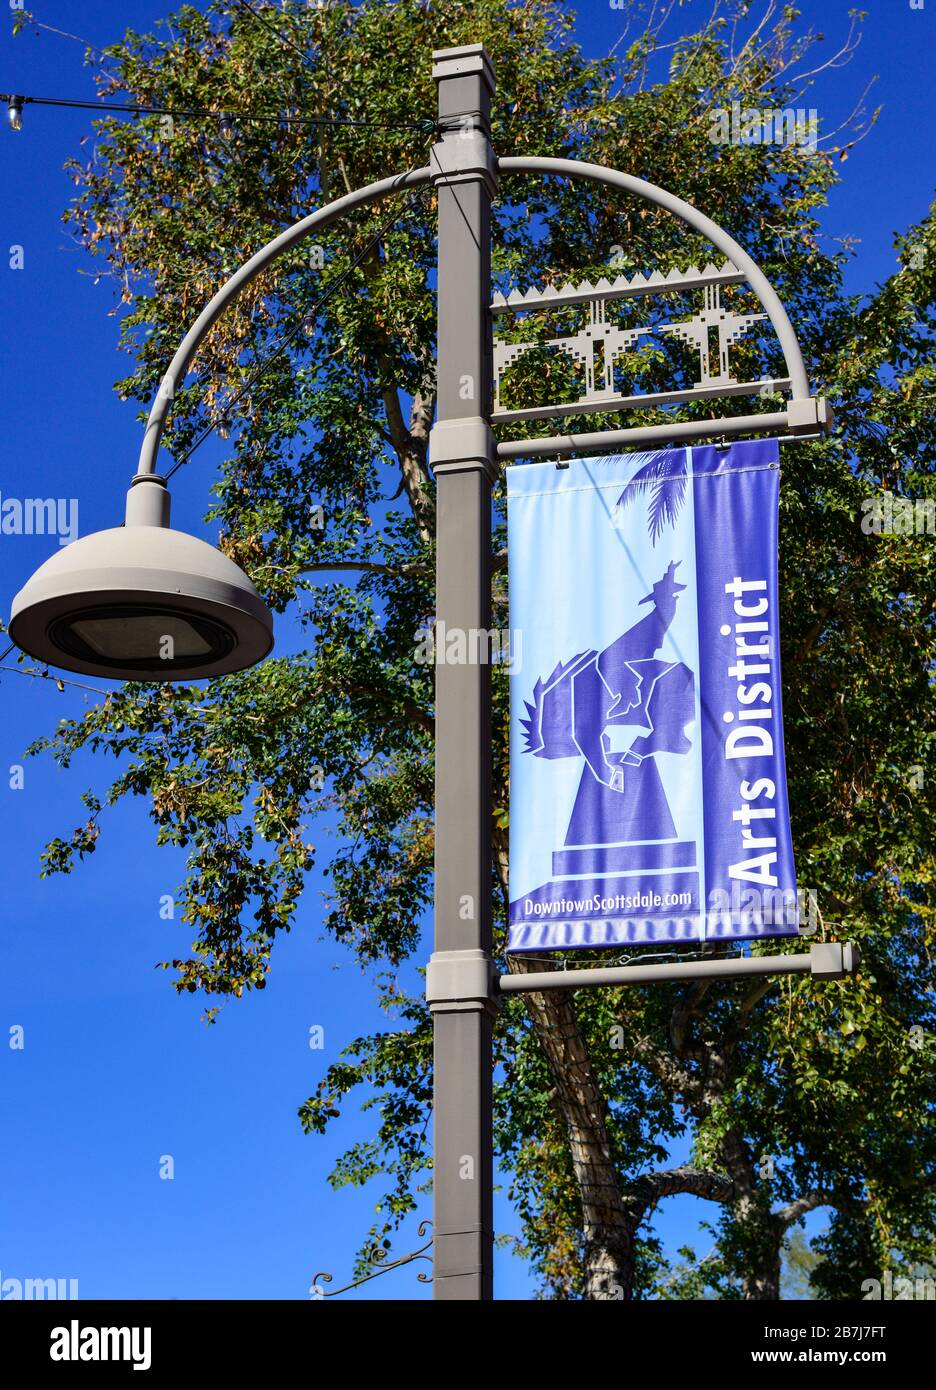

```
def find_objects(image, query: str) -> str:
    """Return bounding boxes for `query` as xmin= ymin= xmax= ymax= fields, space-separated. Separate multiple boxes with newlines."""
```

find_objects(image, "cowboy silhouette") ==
xmin=521 ymin=562 xmax=695 ymax=846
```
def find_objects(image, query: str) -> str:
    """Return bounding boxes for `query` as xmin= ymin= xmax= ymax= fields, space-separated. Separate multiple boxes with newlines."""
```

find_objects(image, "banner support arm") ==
xmin=498 ymin=943 xmax=861 ymax=995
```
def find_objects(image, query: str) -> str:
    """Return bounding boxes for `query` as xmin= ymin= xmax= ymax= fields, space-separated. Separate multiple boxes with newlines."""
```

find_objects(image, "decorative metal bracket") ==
xmin=311 ymin=1222 xmax=433 ymax=1298
xmin=492 ymin=261 xmax=784 ymax=425
xmin=491 ymin=156 xmax=833 ymax=459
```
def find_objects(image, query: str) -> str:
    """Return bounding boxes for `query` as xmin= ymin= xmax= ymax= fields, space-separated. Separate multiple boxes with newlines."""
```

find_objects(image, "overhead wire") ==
xmin=0 ymin=91 xmax=435 ymax=132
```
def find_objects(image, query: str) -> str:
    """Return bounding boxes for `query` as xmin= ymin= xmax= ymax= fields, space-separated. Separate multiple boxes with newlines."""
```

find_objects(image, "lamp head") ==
xmin=8 ymin=476 xmax=274 ymax=681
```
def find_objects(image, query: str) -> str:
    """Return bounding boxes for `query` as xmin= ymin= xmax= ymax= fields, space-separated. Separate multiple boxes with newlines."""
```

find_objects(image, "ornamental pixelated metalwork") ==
xmin=491 ymin=261 xmax=788 ymax=424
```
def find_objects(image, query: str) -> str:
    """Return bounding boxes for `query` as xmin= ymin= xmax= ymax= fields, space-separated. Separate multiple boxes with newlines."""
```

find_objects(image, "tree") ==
xmin=781 ymin=1229 xmax=823 ymax=1301
xmin=15 ymin=0 xmax=936 ymax=1298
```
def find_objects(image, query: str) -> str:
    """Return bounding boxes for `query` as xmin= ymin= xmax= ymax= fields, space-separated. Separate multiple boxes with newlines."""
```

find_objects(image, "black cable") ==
xmin=162 ymin=189 xmax=431 ymax=480
xmin=1 ymin=91 xmax=436 ymax=133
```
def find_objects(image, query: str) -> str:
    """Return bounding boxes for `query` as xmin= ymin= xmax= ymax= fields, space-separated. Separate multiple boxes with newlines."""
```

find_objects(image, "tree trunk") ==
xmin=495 ymin=830 xmax=636 ymax=1298
xmin=507 ymin=954 xmax=639 ymax=1298
xmin=719 ymin=1129 xmax=782 ymax=1299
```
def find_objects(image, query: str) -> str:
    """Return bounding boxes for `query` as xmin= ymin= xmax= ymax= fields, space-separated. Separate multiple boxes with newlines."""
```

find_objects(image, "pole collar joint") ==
xmin=430 ymin=418 xmax=499 ymax=483
xmin=810 ymin=941 xmax=861 ymax=978
xmin=787 ymin=397 xmax=834 ymax=435
xmin=430 ymin=131 xmax=498 ymax=196
xmin=426 ymin=949 xmax=499 ymax=1016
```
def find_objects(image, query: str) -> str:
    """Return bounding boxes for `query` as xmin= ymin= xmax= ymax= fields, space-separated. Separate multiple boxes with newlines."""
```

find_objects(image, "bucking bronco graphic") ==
xmin=520 ymin=561 xmax=695 ymax=847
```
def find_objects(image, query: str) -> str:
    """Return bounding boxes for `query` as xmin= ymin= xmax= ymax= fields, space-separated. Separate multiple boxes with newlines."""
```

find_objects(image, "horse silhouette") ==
xmin=521 ymin=561 xmax=695 ymax=845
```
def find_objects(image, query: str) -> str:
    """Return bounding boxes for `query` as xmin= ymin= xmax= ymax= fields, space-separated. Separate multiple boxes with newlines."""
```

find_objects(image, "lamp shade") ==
xmin=9 ymin=480 xmax=273 ymax=681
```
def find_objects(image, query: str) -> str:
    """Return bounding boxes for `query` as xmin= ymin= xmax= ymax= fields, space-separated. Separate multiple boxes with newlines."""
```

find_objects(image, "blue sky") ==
xmin=0 ymin=0 xmax=932 ymax=1301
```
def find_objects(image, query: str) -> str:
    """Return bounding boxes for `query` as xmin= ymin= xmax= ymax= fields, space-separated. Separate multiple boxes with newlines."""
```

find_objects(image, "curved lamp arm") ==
xmin=136 ymin=165 xmax=434 ymax=477
xmin=497 ymin=156 xmax=811 ymax=401
xmin=137 ymin=155 xmax=817 ymax=480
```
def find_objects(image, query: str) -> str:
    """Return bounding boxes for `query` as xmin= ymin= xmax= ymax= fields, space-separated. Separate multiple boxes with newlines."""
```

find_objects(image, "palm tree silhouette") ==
xmin=615 ymin=452 xmax=687 ymax=545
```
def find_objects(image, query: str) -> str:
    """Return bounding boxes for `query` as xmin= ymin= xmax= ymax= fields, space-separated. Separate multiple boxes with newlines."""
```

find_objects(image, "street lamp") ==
xmin=9 ymin=473 xmax=273 ymax=681
xmin=8 ymin=42 xmax=840 ymax=1301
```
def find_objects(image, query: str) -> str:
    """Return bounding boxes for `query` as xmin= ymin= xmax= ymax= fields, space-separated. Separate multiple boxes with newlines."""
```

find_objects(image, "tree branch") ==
xmin=297 ymin=560 xmax=431 ymax=579
xmin=722 ymin=977 xmax=777 ymax=1051
xmin=670 ymin=979 xmax=712 ymax=1057
xmin=625 ymin=1165 xmax=736 ymax=1217
xmin=340 ymin=681 xmax=434 ymax=738
xmin=632 ymin=1033 xmax=704 ymax=1103
xmin=775 ymin=1189 xmax=867 ymax=1229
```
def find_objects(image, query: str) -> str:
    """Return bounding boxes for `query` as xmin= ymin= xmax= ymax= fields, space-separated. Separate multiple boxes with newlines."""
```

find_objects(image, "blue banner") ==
xmin=507 ymin=440 xmax=799 ymax=952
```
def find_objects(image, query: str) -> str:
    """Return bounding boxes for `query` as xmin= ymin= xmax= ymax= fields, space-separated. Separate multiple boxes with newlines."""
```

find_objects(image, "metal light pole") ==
xmin=424 ymin=45 xmax=499 ymax=1302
